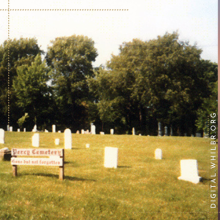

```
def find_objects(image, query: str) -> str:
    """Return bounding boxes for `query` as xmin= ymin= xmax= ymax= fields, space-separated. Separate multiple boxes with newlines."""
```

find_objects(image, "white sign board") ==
xmin=11 ymin=158 xmax=63 ymax=166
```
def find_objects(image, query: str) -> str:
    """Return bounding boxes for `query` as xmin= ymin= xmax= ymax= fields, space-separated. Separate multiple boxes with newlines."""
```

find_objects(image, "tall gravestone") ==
xmin=7 ymin=125 xmax=9 ymax=131
xmin=32 ymin=125 xmax=37 ymax=132
xmin=158 ymin=122 xmax=162 ymax=136
xmin=0 ymin=129 xmax=5 ymax=144
xmin=178 ymin=159 xmax=201 ymax=184
xmin=164 ymin=126 xmax=168 ymax=136
xmin=81 ymin=129 xmax=85 ymax=134
xmin=110 ymin=129 xmax=114 ymax=135
xmin=64 ymin=128 xmax=72 ymax=149
xmin=132 ymin=127 xmax=135 ymax=135
xmin=91 ymin=125 xmax=96 ymax=135
xmin=23 ymin=128 xmax=26 ymax=132
xmin=52 ymin=125 xmax=56 ymax=133
xmin=104 ymin=147 xmax=118 ymax=168
xmin=170 ymin=126 xmax=173 ymax=136
xmin=32 ymin=133 xmax=39 ymax=147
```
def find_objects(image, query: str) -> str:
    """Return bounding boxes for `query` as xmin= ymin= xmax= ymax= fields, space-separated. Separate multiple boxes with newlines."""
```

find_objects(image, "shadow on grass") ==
xmin=201 ymin=177 xmax=214 ymax=184
xmin=118 ymin=166 xmax=132 ymax=168
xmin=24 ymin=173 xmax=96 ymax=181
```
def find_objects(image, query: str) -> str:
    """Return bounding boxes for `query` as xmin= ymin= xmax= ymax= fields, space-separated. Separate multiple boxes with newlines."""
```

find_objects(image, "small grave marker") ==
xmin=155 ymin=148 xmax=162 ymax=159
xmin=104 ymin=147 xmax=118 ymax=168
xmin=32 ymin=133 xmax=39 ymax=147
xmin=178 ymin=159 xmax=201 ymax=184
xmin=55 ymin=138 xmax=60 ymax=145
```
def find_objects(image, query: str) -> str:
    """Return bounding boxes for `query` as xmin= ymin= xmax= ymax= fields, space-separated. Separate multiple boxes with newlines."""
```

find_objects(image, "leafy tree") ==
xmin=93 ymin=32 xmax=216 ymax=135
xmin=0 ymin=37 xmax=43 ymax=128
xmin=46 ymin=35 xmax=98 ymax=130
xmin=13 ymin=54 xmax=52 ymax=128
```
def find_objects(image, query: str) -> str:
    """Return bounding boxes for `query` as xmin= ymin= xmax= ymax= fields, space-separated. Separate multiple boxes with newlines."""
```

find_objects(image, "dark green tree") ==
xmin=46 ymin=35 xmax=98 ymax=130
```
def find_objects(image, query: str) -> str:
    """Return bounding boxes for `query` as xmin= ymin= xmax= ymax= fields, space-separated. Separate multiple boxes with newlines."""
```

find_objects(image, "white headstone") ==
xmin=0 ymin=129 xmax=5 ymax=144
xmin=9 ymin=126 xmax=13 ymax=132
xmin=86 ymin=144 xmax=90 ymax=148
xmin=132 ymin=127 xmax=135 ymax=135
xmin=32 ymin=133 xmax=39 ymax=147
xmin=58 ymin=130 xmax=61 ymax=133
xmin=110 ymin=129 xmax=114 ymax=135
xmin=45 ymin=129 xmax=48 ymax=133
xmin=7 ymin=125 xmax=9 ymax=131
xmin=32 ymin=125 xmax=37 ymax=132
xmin=52 ymin=125 xmax=56 ymax=133
xmin=55 ymin=138 xmax=60 ymax=145
xmin=17 ymin=129 xmax=20 ymax=132
xmin=23 ymin=128 xmax=26 ymax=132
xmin=155 ymin=148 xmax=162 ymax=159
xmin=76 ymin=130 xmax=79 ymax=134
xmin=178 ymin=159 xmax=202 ymax=184
xmin=139 ymin=134 xmax=141 ymax=136
xmin=104 ymin=147 xmax=118 ymax=168
xmin=64 ymin=128 xmax=72 ymax=149
xmin=86 ymin=129 xmax=90 ymax=134
xmin=100 ymin=132 xmax=105 ymax=135
xmin=91 ymin=125 xmax=96 ymax=134
xmin=81 ymin=129 xmax=85 ymax=134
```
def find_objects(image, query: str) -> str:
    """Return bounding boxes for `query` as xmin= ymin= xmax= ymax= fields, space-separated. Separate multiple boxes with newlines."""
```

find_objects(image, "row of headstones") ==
xmin=158 ymin=123 xmax=203 ymax=137
xmin=0 ymin=128 xmax=201 ymax=184
xmin=105 ymin=148 xmax=201 ymax=184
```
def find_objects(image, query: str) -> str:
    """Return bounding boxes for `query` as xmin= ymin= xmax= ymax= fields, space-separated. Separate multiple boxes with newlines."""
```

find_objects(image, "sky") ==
xmin=0 ymin=0 xmax=218 ymax=67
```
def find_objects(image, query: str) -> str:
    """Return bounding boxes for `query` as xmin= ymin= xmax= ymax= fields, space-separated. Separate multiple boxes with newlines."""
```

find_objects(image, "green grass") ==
xmin=0 ymin=132 xmax=218 ymax=219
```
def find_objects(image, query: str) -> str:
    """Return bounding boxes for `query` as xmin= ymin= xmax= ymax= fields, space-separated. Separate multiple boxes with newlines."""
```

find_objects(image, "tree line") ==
xmin=0 ymin=32 xmax=217 ymax=136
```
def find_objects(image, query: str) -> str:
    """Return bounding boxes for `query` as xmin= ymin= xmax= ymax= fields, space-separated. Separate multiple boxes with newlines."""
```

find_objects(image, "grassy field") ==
xmin=0 ymin=132 xmax=218 ymax=219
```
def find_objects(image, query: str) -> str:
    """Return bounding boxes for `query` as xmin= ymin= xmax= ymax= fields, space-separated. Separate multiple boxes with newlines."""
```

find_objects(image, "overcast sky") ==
xmin=0 ymin=0 xmax=218 ymax=67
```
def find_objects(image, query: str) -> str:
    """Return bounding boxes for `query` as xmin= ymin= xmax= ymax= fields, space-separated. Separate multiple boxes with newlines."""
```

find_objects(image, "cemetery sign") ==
xmin=11 ymin=148 xmax=64 ymax=180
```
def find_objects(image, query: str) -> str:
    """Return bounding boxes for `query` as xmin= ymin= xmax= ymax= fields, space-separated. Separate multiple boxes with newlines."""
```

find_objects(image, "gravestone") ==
xmin=155 ymin=148 xmax=162 ymax=159
xmin=64 ymin=128 xmax=72 ymax=149
xmin=52 ymin=125 xmax=56 ymax=133
xmin=110 ymin=129 xmax=114 ymax=135
xmin=32 ymin=125 xmax=37 ymax=132
xmin=58 ymin=130 xmax=61 ymax=133
xmin=76 ymin=130 xmax=79 ymax=134
xmin=86 ymin=144 xmax=90 ymax=148
xmin=10 ymin=126 xmax=13 ymax=132
xmin=170 ymin=126 xmax=173 ymax=136
xmin=32 ymin=133 xmax=39 ymax=147
xmin=139 ymin=134 xmax=142 ymax=136
xmin=81 ymin=129 xmax=85 ymax=134
xmin=158 ymin=122 xmax=162 ymax=136
xmin=17 ymin=129 xmax=20 ymax=132
xmin=132 ymin=127 xmax=135 ymax=135
xmin=7 ymin=125 xmax=9 ymax=131
xmin=100 ymin=132 xmax=105 ymax=135
xmin=86 ymin=130 xmax=90 ymax=134
xmin=0 ymin=129 xmax=5 ymax=144
xmin=178 ymin=159 xmax=202 ymax=184
xmin=91 ymin=125 xmax=96 ymax=134
xmin=23 ymin=128 xmax=26 ymax=132
xmin=45 ymin=129 xmax=49 ymax=132
xmin=164 ymin=126 xmax=168 ymax=136
xmin=104 ymin=147 xmax=118 ymax=168
xmin=55 ymin=138 xmax=60 ymax=145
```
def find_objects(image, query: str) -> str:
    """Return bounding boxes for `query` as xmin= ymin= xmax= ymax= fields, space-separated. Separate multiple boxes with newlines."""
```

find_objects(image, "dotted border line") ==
xmin=0 ymin=9 xmax=129 ymax=11
xmin=7 ymin=0 xmax=10 ymax=130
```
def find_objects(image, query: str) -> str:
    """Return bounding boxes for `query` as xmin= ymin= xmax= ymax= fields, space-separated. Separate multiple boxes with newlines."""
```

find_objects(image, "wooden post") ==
xmin=12 ymin=155 xmax=17 ymax=176
xmin=13 ymin=165 xmax=17 ymax=177
xmin=59 ymin=149 xmax=64 ymax=180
